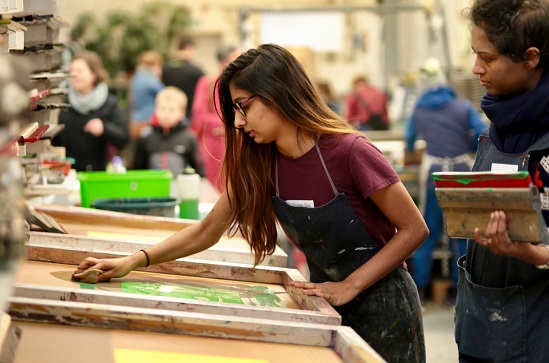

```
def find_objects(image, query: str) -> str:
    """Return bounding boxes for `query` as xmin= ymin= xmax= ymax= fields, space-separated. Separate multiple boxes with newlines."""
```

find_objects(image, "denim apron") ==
xmin=272 ymin=143 xmax=425 ymax=363
xmin=455 ymin=131 xmax=549 ymax=362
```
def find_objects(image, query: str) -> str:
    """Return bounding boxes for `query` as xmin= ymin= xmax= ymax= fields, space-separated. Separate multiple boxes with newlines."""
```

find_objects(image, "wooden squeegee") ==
xmin=433 ymin=171 xmax=548 ymax=243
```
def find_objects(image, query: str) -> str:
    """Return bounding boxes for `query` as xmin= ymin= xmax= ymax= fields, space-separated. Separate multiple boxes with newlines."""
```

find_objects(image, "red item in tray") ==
xmin=43 ymin=160 xmax=71 ymax=176
xmin=432 ymin=171 xmax=533 ymax=188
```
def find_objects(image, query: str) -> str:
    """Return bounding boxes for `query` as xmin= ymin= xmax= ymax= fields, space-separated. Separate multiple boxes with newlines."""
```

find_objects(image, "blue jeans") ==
xmin=411 ymin=187 xmax=467 ymax=290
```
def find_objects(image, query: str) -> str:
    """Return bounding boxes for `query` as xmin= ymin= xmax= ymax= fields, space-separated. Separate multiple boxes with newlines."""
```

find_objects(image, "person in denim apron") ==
xmin=405 ymin=58 xmax=487 ymax=305
xmin=74 ymin=44 xmax=429 ymax=362
xmin=456 ymin=1 xmax=549 ymax=362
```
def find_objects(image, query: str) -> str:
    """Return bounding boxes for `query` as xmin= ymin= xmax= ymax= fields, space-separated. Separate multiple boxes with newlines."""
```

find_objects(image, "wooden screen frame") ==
xmin=8 ymin=297 xmax=384 ymax=363
xmin=23 ymin=246 xmax=341 ymax=325
xmin=30 ymin=204 xmax=288 ymax=267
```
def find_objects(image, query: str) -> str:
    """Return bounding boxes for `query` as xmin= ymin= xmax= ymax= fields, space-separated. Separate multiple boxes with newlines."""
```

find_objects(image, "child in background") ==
xmin=133 ymin=86 xmax=205 ymax=178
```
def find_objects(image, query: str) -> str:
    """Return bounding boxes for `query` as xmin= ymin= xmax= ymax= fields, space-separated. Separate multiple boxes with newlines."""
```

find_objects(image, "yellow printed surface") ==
xmin=115 ymin=349 xmax=269 ymax=363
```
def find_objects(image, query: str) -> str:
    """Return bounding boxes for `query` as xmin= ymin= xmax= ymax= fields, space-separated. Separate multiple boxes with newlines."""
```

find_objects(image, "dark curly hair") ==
xmin=469 ymin=0 xmax=549 ymax=68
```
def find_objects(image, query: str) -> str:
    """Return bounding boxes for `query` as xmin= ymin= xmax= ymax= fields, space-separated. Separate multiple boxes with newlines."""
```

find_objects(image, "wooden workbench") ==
xmin=14 ymin=321 xmax=346 ymax=363
xmin=10 ymin=305 xmax=383 ymax=363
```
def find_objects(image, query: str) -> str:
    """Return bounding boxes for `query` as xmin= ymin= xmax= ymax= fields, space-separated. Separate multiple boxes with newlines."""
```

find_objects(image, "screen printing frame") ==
xmin=30 ymin=204 xmax=287 ymax=267
xmin=8 ymin=297 xmax=384 ymax=363
xmin=22 ymin=245 xmax=341 ymax=326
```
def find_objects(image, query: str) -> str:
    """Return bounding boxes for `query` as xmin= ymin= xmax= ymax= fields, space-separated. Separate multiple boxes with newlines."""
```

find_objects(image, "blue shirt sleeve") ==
xmin=151 ymin=77 xmax=165 ymax=93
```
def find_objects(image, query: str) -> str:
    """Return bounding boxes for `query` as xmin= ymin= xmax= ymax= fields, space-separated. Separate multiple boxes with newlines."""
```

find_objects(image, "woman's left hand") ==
xmin=475 ymin=210 xmax=549 ymax=265
xmin=474 ymin=210 xmax=522 ymax=257
xmin=289 ymin=280 xmax=357 ymax=306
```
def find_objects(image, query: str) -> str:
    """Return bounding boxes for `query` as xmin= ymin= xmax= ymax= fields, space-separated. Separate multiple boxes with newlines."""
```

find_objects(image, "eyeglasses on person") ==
xmin=232 ymin=95 xmax=256 ymax=116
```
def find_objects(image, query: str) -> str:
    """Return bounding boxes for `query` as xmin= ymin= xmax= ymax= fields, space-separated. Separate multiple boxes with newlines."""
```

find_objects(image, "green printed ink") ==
xmin=79 ymin=283 xmax=95 ymax=290
xmin=432 ymin=174 xmax=474 ymax=184
xmin=455 ymin=178 xmax=473 ymax=185
xmin=250 ymin=286 xmax=284 ymax=307
xmin=119 ymin=281 xmax=284 ymax=307
xmin=121 ymin=281 xmax=243 ymax=304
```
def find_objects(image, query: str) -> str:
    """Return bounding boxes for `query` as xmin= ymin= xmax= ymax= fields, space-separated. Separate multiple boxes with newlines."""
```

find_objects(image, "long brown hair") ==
xmin=216 ymin=44 xmax=360 ymax=265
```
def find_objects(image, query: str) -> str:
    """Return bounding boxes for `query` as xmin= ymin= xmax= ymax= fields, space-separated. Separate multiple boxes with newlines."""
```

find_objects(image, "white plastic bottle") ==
xmin=176 ymin=167 xmax=200 ymax=219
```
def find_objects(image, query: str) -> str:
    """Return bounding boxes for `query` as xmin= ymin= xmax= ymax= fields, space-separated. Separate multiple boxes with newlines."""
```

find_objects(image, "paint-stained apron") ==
xmin=456 ymin=131 xmax=549 ymax=362
xmin=272 ymin=143 xmax=425 ymax=363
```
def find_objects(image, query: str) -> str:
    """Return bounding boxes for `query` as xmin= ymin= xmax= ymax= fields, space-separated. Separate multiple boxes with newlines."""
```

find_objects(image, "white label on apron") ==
xmin=540 ymin=156 xmax=549 ymax=174
xmin=491 ymin=163 xmax=518 ymax=172
xmin=541 ymin=190 xmax=549 ymax=211
xmin=286 ymin=200 xmax=314 ymax=208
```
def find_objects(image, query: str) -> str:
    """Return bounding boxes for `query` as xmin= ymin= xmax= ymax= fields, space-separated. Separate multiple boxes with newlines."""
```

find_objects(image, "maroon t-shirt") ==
xmin=274 ymin=133 xmax=400 ymax=247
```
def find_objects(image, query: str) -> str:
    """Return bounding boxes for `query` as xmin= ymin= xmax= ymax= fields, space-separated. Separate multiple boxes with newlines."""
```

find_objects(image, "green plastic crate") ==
xmin=77 ymin=170 xmax=173 ymax=208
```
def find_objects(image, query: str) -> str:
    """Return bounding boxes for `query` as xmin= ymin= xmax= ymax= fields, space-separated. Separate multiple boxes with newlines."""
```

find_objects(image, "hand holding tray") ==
xmin=433 ymin=171 xmax=548 ymax=243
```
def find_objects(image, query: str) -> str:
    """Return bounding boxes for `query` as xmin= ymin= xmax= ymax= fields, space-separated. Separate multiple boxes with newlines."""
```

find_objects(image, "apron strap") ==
xmin=315 ymin=143 xmax=339 ymax=197
xmin=274 ymin=141 xmax=339 ymax=198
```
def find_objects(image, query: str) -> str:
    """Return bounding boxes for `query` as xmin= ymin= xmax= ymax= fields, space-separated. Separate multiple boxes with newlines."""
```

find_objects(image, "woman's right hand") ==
xmin=72 ymin=255 xmax=139 ymax=282
xmin=72 ymin=191 xmax=233 ymax=284
xmin=83 ymin=118 xmax=104 ymax=137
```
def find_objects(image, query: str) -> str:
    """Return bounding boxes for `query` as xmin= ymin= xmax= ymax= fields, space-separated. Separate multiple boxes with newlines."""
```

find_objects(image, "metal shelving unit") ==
xmin=2 ymin=0 xmax=73 ymax=197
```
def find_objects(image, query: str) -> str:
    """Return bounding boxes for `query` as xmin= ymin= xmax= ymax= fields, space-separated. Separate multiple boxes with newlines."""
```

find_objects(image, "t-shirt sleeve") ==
xmin=348 ymin=136 xmax=400 ymax=197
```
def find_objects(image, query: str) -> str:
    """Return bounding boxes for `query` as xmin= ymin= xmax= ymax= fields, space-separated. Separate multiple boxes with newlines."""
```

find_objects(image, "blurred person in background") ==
xmin=162 ymin=37 xmax=204 ymax=120
xmin=345 ymin=75 xmax=389 ymax=131
xmin=191 ymin=44 xmax=241 ymax=192
xmin=52 ymin=50 xmax=129 ymax=171
xmin=316 ymin=80 xmax=341 ymax=115
xmin=405 ymin=57 xmax=487 ymax=306
xmin=129 ymin=50 xmax=164 ymax=141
